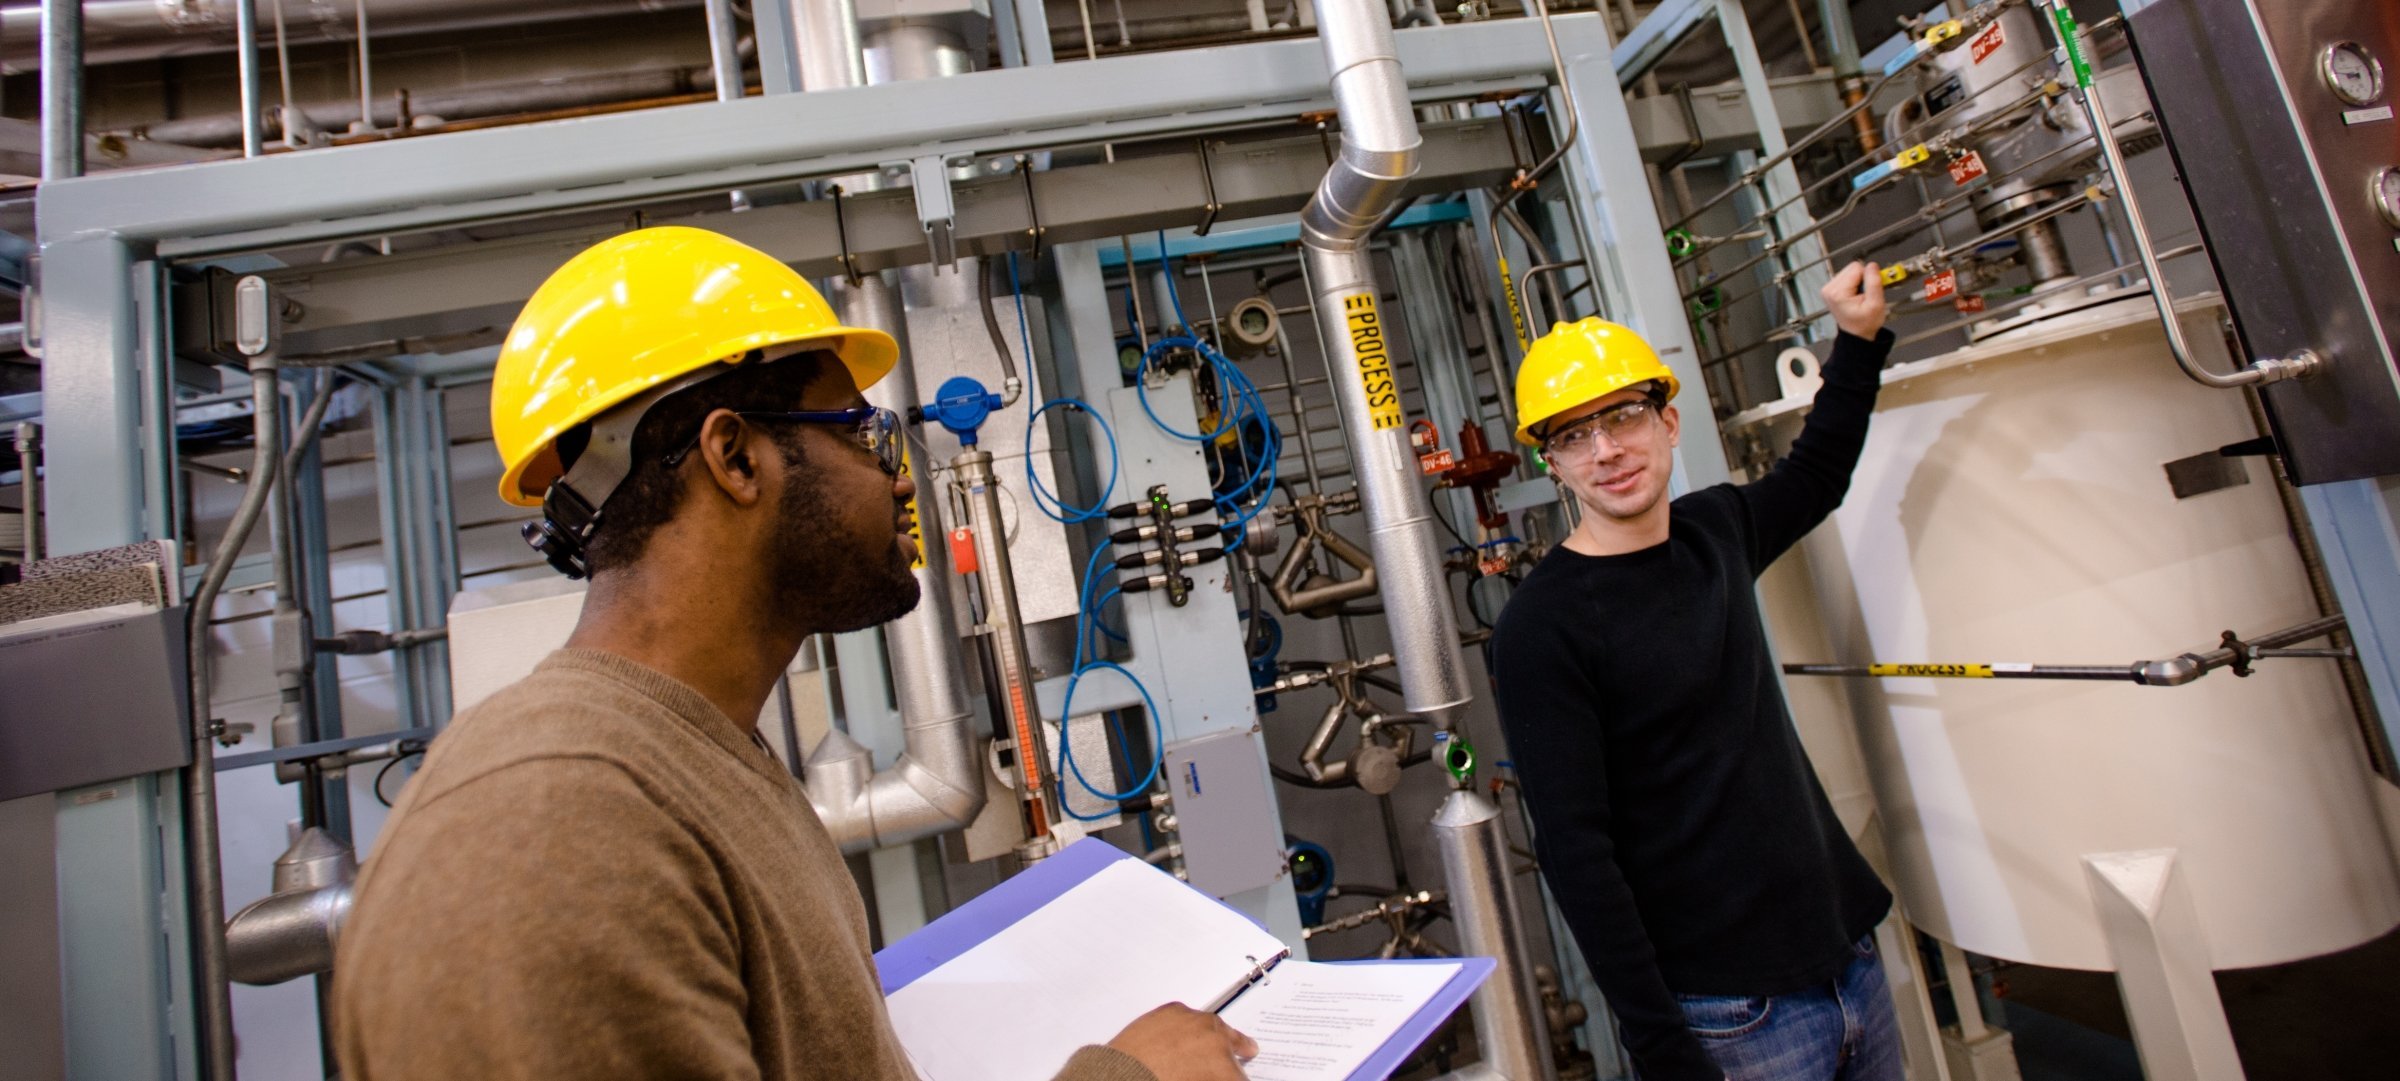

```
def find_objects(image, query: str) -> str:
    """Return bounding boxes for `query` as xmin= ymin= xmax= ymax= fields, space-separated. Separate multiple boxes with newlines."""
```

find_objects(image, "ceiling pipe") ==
xmin=0 ymin=0 xmax=705 ymax=71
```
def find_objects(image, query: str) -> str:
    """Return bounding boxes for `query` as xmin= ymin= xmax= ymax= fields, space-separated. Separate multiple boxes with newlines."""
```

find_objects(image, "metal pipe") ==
xmin=13 ymin=421 xmax=40 ymax=561
xmin=223 ymin=827 xmax=355 ymax=986
xmin=137 ymin=66 xmax=710 ymax=147
xmin=1297 ymin=0 xmax=1472 ymax=728
xmin=799 ymin=274 xmax=990 ymax=853
xmin=703 ymin=0 xmax=746 ymax=102
xmin=2032 ymin=0 xmax=2321 ymax=389
xmin=1780 ymin=614 xmax=2354 ymax=688
xmin=2 ymin=0 xmax=708 ymax=68
xmin=40 ymin=0 xmax=83 ymax=179
xmin=1432 ymin=789 xmax=1557 ymax=1081
xmin=186 ymin=342 xmax=286 ymax=1081
xmin=792 ymin=0 xmax=865 ymax=90
xmin=353 ymin=0 xmax=372 ymax=134
xmin=233 ymin=0 xmax=264 ymax=156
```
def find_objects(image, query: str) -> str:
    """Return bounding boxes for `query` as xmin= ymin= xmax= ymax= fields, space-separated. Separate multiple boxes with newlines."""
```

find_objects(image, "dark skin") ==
xmin=563 ymin=354 xmax=1257 ymax=1081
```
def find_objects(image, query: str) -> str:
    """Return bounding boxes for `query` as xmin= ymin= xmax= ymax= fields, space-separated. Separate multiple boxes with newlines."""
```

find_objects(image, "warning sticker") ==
xmin=899 ymin=443 xmax=926 ymax=569
xmin=1955 ymin=294 xmax=1987 ymax=314
xmin=1479 ymin=556 xmax=1510 ymax=578
xmin=1344 ymin=294 xmax=1404 ymax=431
xmin=1948 ymin=150 xmax=1988 ymax=186
xmin=1969 ymin=21 xmax=2005 ymax=65
xmin=1418 ymin=449 xmax=1456 ymax=475
xmin=1869 ymin=663 xmax=1996 ymax=678
xmin=1924 ymin=269 xmax=1959 ymax=302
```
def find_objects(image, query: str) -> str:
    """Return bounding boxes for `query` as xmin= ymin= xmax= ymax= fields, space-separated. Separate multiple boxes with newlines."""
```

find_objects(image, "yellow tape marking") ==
xmin=1344 ymin=293 xmax=1405 ymax=431
xmin=1870 ymin=663 xmax=1996 ymax=678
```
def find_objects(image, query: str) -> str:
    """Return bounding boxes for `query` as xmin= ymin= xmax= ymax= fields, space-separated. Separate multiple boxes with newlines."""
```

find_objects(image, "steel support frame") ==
xmin=31 ymin=15 xmax=1669 ymax=1076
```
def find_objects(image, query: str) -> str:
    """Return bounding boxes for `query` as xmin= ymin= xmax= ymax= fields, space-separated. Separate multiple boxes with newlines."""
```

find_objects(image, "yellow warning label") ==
xmin=1869 ymin=663 xmax=1995 ymax=678
xmin=1344 ymin=293 xmax=1404 ymax=431
xmin=1498 ymin=253 xmax=1530 ymax=351
xmin=897 ymin=441 xmax=925 ymax=569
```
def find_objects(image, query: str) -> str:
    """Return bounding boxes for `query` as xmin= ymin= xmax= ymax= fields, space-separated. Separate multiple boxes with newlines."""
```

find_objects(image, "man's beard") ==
xmin=767 ymin=461 xmax=922 ymax=634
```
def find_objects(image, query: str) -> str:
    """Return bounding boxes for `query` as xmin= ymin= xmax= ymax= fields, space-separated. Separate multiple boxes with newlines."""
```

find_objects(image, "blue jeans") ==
xmin=1670 ymin=934 xmax=1905 ymax=1081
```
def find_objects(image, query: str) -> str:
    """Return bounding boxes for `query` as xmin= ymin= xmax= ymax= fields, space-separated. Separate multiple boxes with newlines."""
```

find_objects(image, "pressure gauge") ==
xmin=2322 ymin=42 xmax=2385 ymax=107
xmin=2373 ymin=167 xmax=2400 ymax=229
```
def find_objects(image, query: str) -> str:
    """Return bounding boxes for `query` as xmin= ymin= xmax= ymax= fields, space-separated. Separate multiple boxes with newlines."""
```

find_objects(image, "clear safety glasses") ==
xmin=1540 ymin=399 xmax=1660 ymax=463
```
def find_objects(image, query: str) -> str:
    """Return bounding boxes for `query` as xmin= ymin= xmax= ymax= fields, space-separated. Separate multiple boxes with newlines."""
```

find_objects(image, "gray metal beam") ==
xmin=1623 ymin=74 xmax=1846 ymax=164
xmin=1611 ymin=0 xmax=1719 ymax=87
xmin=244 ymin=120 xmax=1516 ymax=359
xmin=36 ymin=18 xmax=1578 ymax=258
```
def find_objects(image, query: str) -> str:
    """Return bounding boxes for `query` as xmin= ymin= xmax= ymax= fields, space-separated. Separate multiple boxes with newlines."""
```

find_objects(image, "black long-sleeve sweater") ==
xmin=1490 ymin=329 xmax=1896 ymax=1081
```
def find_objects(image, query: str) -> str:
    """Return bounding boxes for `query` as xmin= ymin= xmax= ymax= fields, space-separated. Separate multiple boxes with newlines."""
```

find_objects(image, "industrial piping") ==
xmin=804 ymin=275 xmax=990 ymax=853
xmin=1296 ymin=0 xmax=1472 ymax=727
xmin=1299 ymin=5 xmax=1548 ymax=1077
xmin=791 ymin=0 xmax=987 ymax=854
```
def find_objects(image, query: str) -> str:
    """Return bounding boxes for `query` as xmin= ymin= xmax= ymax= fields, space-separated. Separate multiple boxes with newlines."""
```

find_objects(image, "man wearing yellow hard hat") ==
xmin=332 ymin=227 xmax=1253 ymax=1081
xmin=1490 ymin=262 xmax=1897 ymax=1081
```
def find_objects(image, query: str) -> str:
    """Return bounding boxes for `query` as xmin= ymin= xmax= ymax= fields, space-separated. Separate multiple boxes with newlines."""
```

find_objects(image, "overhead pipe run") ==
xmin=0 ymin=0 xmax=706 ymax=71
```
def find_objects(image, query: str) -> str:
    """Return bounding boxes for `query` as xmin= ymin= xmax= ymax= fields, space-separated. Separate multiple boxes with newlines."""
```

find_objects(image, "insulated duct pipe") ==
xmin=801 ymin=277 xmax=990 ymax=854
xmin=785 ymin=0 xmax=988 ymax=854
xmin=1432 ymin=789 xmax=1558 ymax=1081
xmin=224 ymin=827 xmax=355 ymax=986
xmin=1297 ymin=0 xmax=1471 ymax=725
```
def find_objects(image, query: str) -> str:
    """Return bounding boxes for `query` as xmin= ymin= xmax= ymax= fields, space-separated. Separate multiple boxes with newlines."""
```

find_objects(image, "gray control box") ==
xmin=1161 ymin=728 xmax=1285 ymax=899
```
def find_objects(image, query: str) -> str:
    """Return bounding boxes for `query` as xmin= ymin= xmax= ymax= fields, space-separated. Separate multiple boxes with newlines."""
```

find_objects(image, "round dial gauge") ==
xmin=2374 ymin=168 xmax=2400 ymax=229
xmin=2323 ymin=43 xmax=2385 ymax=107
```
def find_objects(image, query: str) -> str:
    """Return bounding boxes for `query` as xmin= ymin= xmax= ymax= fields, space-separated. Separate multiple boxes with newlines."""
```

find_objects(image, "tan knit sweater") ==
xmin=334 ymin=648 xmax=1154 ymax=1081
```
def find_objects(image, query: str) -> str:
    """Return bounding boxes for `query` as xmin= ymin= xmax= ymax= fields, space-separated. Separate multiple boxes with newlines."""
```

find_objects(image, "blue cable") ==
xmin=1027 ymin=397 xmax=1119 ymax=523
xmin=1057 ymin=660 xmax=1167 ymax=807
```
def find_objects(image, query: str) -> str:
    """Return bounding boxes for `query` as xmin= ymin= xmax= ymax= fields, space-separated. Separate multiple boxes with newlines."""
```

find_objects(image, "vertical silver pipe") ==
xmin=793 ymin=0 xmax=867 ymax=92
xmin=188 ymin=348 xmax=287 ymax=1081
xmin=1297 ymin=0 xmax=1470 ymax=724
xmin=1433 ymin=789 xmax=1557 ymax=1081
xmin=1813 ymin=0 xmax=1862 ymax=79
xmin=353 ymin=0 xmax=372 ymax=133
xmin=235 ymin=0 xmax=265 ymax=156
xmin=40 ymin=0 xmax=84 ymax=179
xmin=14 ymin=422 xmax=41 ymax=562
xmin=703 ymin=0 xmax=746 ymax=100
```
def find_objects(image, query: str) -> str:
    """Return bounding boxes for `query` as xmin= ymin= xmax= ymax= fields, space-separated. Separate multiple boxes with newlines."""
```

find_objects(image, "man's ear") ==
xmin=1661 ymin=402 xmax=1682 ymax=448
xmin=695 ymin=409 xmax=769 ymax=507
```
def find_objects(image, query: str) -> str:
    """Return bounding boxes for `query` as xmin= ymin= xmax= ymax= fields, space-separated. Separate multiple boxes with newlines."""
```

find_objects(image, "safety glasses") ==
xmin=663 ymin=405 xmax=906 ymax=476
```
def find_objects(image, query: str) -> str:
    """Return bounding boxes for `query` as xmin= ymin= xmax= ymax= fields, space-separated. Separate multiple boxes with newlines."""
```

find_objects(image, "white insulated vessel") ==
xmin=1747 ymin=301 xmax=2400 ymax=971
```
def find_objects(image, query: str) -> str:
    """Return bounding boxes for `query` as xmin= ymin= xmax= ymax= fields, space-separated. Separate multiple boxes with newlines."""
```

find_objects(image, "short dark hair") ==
xmin=561 ymin=351 xmax=833 ymax=575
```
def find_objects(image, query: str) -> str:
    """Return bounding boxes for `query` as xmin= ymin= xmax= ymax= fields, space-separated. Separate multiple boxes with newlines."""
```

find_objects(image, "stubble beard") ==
xmin=768 ymin=465 xmax=924 ymax=635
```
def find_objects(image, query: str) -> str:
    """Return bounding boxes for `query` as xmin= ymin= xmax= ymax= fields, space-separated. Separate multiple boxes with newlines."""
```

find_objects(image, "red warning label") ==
xmin=1948 ymin=150 xmax=1988 ymax=186
xmin=1924 ymin=269 xmax=1959 ymax=302
xmin=1970 ymin=21 xmax=2005 ymax=65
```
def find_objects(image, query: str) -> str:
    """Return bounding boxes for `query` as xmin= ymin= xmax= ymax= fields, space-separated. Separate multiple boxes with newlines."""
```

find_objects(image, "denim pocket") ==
xmin=1676 ymin=993 xmax=1774 ymax=1039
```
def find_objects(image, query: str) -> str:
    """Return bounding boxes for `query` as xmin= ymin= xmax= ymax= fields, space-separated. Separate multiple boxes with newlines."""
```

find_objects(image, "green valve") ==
xmin=2051 ymin=7 xmax=2093 ymax=88
xmin=1438 ymin=732 xmax=1477 ymax=784
xmin=1666 ymin=228 xmax=1698 ymax=258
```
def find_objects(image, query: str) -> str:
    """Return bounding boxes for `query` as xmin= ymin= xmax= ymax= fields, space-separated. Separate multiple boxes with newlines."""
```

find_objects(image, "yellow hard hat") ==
xmin=490 ymin=226 xmax=899 ymax=507
xmin=1512 ymin=317 xmax=1681 ymax=446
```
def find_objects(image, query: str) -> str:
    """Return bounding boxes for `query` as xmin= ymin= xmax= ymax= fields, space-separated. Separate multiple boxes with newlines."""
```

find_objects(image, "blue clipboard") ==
xmin=877 ymin=837 xmax=1493 ymax=1081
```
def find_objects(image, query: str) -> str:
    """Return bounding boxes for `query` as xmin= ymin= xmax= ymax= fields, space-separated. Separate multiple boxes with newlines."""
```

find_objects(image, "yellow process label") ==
xmin=1344 ymin=293 xmax=1405 ymax=431
xmin=1498 ymin=253 xmax=1531 ymax=351
xmin=1880 ymin=264 xmax=1912 ymax=285
xmin=897 ymin=441 xmax=925 ymax=569
xmin=1869 ymin=663 xmax=1995 ymax=678
xmin=1892 ymin=144 xmax=1932 ymax=171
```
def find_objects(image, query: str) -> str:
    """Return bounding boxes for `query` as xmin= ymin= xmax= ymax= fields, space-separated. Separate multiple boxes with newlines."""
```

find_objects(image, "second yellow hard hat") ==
xmin=1512 ymin=317 xmax=1681 ymax=446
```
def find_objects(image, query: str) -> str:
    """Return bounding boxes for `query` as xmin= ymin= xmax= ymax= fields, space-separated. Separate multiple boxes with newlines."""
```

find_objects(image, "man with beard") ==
xmin=335 ymin=228 xmax=1254 ymax=1081
xmin=1490 ymin=262 xmax=1896 ymax=1081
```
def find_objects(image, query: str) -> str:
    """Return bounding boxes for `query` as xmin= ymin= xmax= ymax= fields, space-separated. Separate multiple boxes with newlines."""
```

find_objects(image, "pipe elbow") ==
xmin=226 ymin=884 xmax=351 ymax=986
